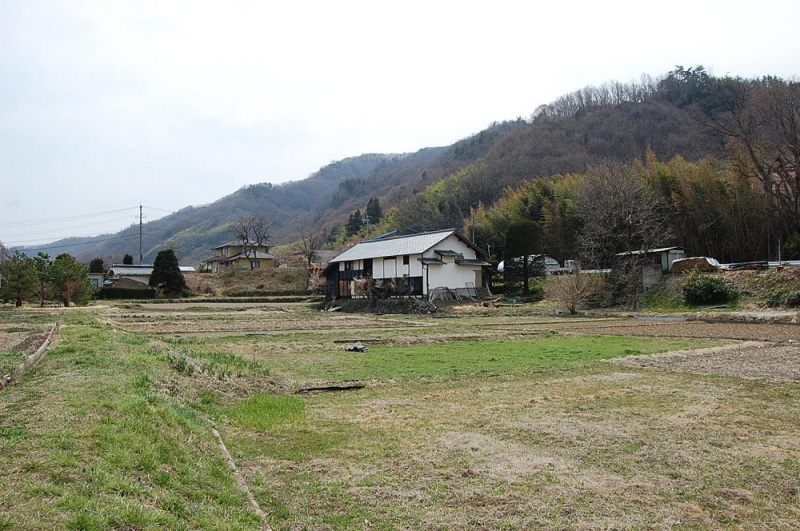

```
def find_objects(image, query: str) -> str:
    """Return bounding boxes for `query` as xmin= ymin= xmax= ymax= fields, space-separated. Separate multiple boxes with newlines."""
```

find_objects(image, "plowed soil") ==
xmin=617 ymin=341 xmax=800 ymax=382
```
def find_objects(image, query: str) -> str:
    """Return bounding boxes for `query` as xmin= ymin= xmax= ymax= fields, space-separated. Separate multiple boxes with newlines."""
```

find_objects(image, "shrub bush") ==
xmin=683 ymin=272 xmax=738 ymax=305
xmin=785 ymin=290 xmax=800 ymax=307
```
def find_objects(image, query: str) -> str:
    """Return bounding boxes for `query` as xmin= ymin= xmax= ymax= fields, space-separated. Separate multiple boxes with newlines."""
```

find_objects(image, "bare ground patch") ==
xmin=489 ymin=318 xmax=800 ymax=342
xmin=617 ymin=341 xmax=800 ymax=382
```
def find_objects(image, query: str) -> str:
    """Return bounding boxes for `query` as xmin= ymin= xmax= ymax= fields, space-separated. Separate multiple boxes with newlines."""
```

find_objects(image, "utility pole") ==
xmin=139 ymin=204 xmax=143 ymax=264
xmin=471 ymin=209 xmax=476 ymax=243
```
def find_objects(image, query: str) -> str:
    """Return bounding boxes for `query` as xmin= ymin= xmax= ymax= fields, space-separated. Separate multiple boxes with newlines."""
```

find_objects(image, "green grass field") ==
xmin=1 ymin=305 xmax=798 ymax=529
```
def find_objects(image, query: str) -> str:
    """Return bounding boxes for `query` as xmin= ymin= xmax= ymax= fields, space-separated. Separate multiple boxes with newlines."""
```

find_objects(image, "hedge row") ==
xmin=98 ymin=287 xmax=157 ymax=299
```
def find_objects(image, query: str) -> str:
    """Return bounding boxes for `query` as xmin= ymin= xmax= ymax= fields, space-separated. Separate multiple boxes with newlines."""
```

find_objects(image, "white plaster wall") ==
xmin=371 ymin=255 xmax=420 ymax=279
xmin=423 ymin=234 xmax=482 ymax=290
xmin=427 ymin=264 xmax=480 ymax=289
xmin=432 ymin=236 xmax=478 ymax=260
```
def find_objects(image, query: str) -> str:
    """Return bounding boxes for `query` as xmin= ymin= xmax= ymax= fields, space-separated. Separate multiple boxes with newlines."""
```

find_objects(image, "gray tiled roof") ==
xmin=617 ymin=246 xmax=688 ymax=256
xmin=108 ymin=264 xmax=195 ymax=276
xmin=108 ymin=265 xmax=152 ymax=276
xmin=331 ymin=229 xmax=456 ymax=263
xmin=210 ymin=240 xmax=243 ymax=250
xmin=455 ymin=258 xmax=491 ymax=266
xmin=222 ymin=251 xmax=275 ymax=262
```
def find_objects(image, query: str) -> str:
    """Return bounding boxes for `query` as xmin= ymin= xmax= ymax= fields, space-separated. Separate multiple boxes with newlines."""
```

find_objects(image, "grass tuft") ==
xmin=226 ymin=394 xmax=305 ymax=432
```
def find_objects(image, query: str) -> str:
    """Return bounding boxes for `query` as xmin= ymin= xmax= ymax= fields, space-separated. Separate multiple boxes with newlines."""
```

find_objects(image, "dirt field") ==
xmin=619 ymin=341 xmax=800 ymax=382
xmin=2 ymin=303 xmax=799 ymax=529
xmin=488 ymin=317 xmax=800 ymax=342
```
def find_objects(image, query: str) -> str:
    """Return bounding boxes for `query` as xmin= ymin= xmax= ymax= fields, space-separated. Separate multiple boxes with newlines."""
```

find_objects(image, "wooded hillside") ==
xmin=21 ymin=67 xmax=799 ymax=268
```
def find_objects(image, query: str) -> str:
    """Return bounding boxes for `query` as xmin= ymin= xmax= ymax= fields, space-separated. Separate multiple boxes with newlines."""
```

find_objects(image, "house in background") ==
xmin=87 ymin=272 xmax=105 ymax=289
xmin=324 ymin=229 xmax=491 ymax=300
xmin=203 ymin=240 xmax=275 ymax=272
xmin=106 ymin=264 xmax=196 ymax=287
xmin=106 ymin=264 xmax=154 ymax=286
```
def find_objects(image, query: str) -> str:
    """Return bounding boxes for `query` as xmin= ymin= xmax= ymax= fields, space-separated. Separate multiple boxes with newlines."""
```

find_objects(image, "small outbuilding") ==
xmin=616 ymin=246 xmax=689 ymax=288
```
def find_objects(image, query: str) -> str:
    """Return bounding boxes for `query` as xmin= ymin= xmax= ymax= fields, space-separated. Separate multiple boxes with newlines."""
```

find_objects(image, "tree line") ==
xmin=0 ymin=248 xmax=188 ymax=306
xmin=0 ymin=252 xmax=93 ymax=307
xmin=350 ymin=68 xmax=799 ymax=269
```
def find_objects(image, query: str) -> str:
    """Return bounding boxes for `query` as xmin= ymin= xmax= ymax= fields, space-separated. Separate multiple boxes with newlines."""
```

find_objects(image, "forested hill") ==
xmin=387 ymin=70 xmax=726 ymax=233
xmin=23 ymin=67 xmax=736 ymax=265
xmin=25 ymin=120 xmax=524 ymax=264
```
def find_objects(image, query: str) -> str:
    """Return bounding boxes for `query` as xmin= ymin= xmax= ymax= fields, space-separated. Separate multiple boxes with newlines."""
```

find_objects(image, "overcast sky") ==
xmin=2 ymin=0 xmax=799 ymax=247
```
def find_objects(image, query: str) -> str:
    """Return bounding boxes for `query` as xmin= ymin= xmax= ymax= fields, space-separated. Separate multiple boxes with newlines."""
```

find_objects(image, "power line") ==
xmin=0 ymin=206 xmax=139 ymax=228
xmin=13 ymin=233 xmax=139 ymax=252
xmin=1 ymin=218 xmax=137 ymax=239
xmin=11 ymin=232 xmax=167 ymax=252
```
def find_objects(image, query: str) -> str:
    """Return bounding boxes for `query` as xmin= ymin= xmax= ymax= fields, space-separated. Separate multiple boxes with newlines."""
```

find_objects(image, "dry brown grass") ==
xmin=184 ymin=268 xmax=307 ymax=296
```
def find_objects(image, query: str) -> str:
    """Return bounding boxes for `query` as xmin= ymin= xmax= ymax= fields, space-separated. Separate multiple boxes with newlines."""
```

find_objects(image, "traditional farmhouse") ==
xmin=324 ymin=229 xmax=491 ymax=300
xmin=106 ymin=264 xmax=196 ymax=287
xmin=106 ymin=264 xmax=154 ymax=286
xmin=203 ymin=240 xmax=275 ymax=272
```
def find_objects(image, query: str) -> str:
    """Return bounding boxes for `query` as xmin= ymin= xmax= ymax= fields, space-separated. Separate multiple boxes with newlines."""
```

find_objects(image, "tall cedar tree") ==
xmin=149 ymin=249 xmax=186 ymax=296
xmin=89 ymin=257 xmax=104 ymax=273
xmin=366 ymin=198 xmax=383 ymax=223
xmin=345 ymin=209 xmax=363 ymax=236
xmin=123 ymin=254 xmax=134 ymax=265
xmin=32 ymin=252 xmax=52 ymax=307
xmin=504 ymin=218 xmax=543 ymax=294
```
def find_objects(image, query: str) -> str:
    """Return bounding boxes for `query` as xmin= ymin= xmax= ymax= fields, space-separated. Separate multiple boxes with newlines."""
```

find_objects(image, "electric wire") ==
xmin=12 ymin=233 xmax=166 ymax=252
xmin=1 ymin=205 xmax=173 ymax=248
xmin=0 ymin=207 xmax=140 ymax=227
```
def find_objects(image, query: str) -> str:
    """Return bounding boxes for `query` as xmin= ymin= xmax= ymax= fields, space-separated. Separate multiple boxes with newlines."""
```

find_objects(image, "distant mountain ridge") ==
xmin=19 ymin=68 xmax=728 ymax=264
xmin=22 ymin=121 xmax=523 ymax=264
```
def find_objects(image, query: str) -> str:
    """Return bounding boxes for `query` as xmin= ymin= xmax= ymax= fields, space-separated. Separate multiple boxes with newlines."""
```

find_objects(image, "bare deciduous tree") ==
xmin=298 ymin=226 xmax=323 ymax=269
xmin=699 ymin=78 xmax=800 ymax=234
xmin=577 ymin=162 xmax=673 ymax=267
xmin=298 ymin=225 xmax=324 ymax=290
xmin=576 ymin=163 xmax=673 ymax=304
xmin=547 ymin=266 xmax=604 ymax=314
xmin=233 ymin=215 xmax=272 ymax=270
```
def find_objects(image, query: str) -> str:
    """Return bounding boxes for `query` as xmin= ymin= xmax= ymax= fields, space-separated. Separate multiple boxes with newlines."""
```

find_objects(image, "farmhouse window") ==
xmin=403 ymin=255 xmax=409 ymax=265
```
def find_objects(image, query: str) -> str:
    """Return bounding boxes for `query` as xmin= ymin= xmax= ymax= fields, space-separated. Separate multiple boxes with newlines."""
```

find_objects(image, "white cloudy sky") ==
xmin=2 ymin=0 xmax=799 ymax=247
